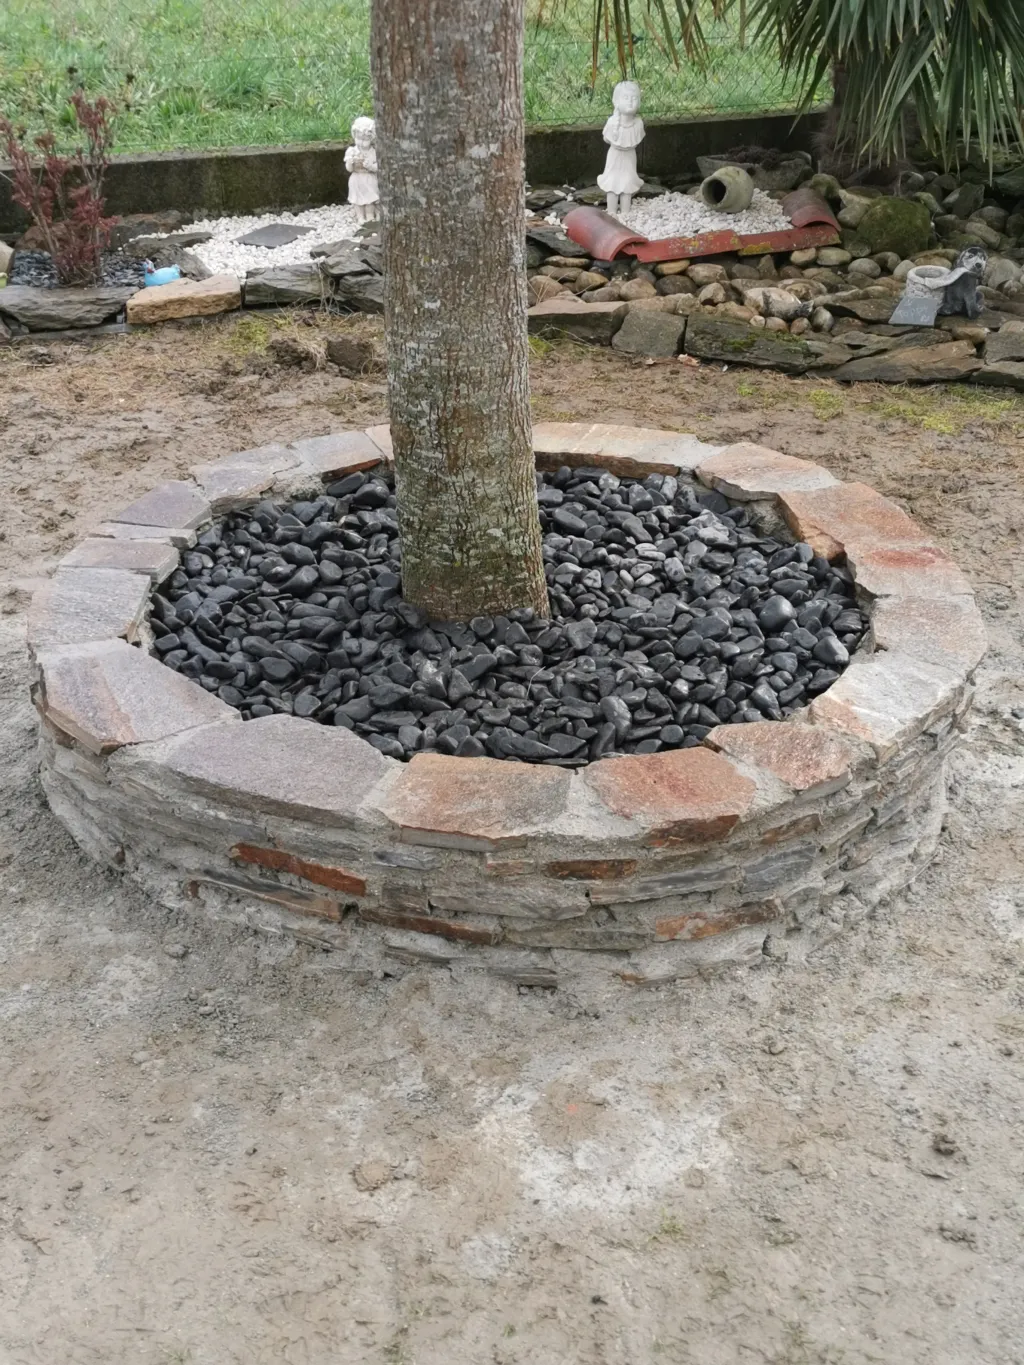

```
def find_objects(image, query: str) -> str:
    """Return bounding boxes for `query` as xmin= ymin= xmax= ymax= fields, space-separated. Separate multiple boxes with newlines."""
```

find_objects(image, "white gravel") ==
xmin=158 ymin=203 xmax=367 ymax=278
xmin=619 ymin=188 xmax=792 ymax=240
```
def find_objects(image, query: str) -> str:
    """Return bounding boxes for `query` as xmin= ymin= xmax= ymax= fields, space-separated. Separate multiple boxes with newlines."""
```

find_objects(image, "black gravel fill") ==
xmin=150 ymin=466 xmax=867 ymax=765
xmin=9 ymin=250 xmax=145 ymax=290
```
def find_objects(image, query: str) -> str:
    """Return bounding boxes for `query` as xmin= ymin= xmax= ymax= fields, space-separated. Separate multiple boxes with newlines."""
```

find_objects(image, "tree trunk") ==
xmin=370 ymin=0 xmax=549 ymax=620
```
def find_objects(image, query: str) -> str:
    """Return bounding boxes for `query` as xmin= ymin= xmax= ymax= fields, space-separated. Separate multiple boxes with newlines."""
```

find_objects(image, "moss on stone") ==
xmin=858 ymin=198 xmax=931 ymax=259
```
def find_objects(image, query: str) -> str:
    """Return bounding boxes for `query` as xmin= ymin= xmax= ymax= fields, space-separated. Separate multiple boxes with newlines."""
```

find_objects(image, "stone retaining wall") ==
xmin=29 ymin=425 xmax=985 ymax=986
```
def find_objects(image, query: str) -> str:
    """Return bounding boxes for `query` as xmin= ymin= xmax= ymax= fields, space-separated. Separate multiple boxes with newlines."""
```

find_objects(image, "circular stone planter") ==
xmin=30 ymin=422 xmax=985 ymax=987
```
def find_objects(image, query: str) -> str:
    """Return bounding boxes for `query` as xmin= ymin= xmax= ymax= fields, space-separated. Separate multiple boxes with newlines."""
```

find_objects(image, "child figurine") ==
xmin=598 ymin=81 xmax=644 ymax=218
xmin=345 ymin=116 xmax=379 ymax=224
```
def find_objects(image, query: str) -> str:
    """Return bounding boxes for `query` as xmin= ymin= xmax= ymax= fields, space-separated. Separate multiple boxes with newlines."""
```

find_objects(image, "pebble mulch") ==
xmin=9 ymin=249 xmax=145 ymax=290
xmin=150 ymin=467 xmax=866 ymax=764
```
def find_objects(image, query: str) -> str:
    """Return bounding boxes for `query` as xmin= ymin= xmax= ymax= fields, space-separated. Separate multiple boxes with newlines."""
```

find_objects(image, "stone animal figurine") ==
xmin=598 ymin=81 xmax=645 ymax=219
xmin=345 ymin=116 xmax=379 ymax=225
xmin=889 ymin=246 xmax=987 ymax=326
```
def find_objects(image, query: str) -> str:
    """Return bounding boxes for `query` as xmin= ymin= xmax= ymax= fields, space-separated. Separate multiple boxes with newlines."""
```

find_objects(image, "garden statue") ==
xmin=345 ymin=116 xmax=380 ymax=224
xmin=889 ymin=246 xmax=987 ymax=326
xmin=598 ymin=81 xmax=644 ymax=218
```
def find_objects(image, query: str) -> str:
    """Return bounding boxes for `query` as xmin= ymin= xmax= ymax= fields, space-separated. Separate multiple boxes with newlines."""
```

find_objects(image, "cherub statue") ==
xmin=598 ymin=81 xmax=645 ymax=218
xmin=345 ymin=116 xmax=379 ymax=225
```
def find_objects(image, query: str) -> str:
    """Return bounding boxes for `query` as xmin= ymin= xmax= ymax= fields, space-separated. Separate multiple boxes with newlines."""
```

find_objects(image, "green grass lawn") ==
xmin=0 ymin=0 xmax=818 ymax=155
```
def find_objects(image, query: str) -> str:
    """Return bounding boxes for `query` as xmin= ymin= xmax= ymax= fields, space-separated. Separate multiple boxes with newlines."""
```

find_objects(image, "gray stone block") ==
xmin=612 ymin=308 xmax=687 ymax=358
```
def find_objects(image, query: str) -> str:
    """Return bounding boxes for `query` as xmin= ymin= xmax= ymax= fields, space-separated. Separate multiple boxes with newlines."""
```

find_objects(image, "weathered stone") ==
xmin=704 ymin=721 xmax=855 ymax=795
xmin=983 ymin=321 xmax=1024 ymax=363
xmin=583 ymin=748 xmax=756 ymax=846
xmin=809 ymin=653 xmax=962 ymax=761
xmin=94 ymin=521 xmax=197 ymax=549
xmin=288 ymin=430 xmax=387 ymax=479
xmin=845 ymin=543 xmax=973 ymax=599
xmin=365 ymin=424 xmax=394 ymax=459
xmin=333 ymin=272 xmax=384 ymax=313
xmin=59 ymin=536 xmax=179 ymax=582
xmin=654 ymin=901 xmax=776 ymax=942
xmin=544 ymin=858 xmax=638 ymax=881
xmin=0 ymin=285 xmax=132 ymax=331
xmin=611 ymin=308 xmax=687 ymax=357
xmin=780 ymin=481 xmax=929 ymax=560
xmin=191 ymin=443 xmax=302 ymax=512
xmin=828 ymin=298 xmax=902 ymax=324
xmin=126 ymin=274 xmax=241 ymax=324
xmin=832 ymin=340 xmax=981 ymax=385
xmin=359 ymin=904 xmax=499 ymax=945
xmin=696 ymin=442 xmax=839 ymax=501
xmin=38 ymin=639 xmax=237 ymax=755
xmin=190 ymin=873 xmax=345 ymax=922
xmin=231 ymin=844 xmax=367 ymax=894
xmin=28 ymin=569 xmax=149 ymax=651
xmin=243 ymin=263 xmax=329 ymax=306
xmin=683 ymin=313 xmax=826 ymax=373
xmin=857 ymin=198 xmax=931 ymax=258
xmin=236 ymin=222 xmax=316 ymax=248
xmin=375 ymin=753 xmax=571 ymax=850
xmin=532 ymin=421 xmax=719 ymax=474
xmin=869 ymin=595 xmax=986 ymax=675
xmin=528 ymin=297 xmax=627 ymax=343
xmin=972 ymin=360 xmax=1024 ymax=390
xmin=110 ymin=480 xmax=210 ymax=531
xmin=115 ymin=715 xmax=393 ymax=827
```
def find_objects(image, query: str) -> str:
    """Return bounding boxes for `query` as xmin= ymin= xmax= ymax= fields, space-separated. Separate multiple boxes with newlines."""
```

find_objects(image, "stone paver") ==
xmin=28 ymin=569 xmax=150 ymax=651
xmin=95 ymin=521 xmax=198 ymax=548
xmin=37 ymin=639 xmax=237 ymax=755
xmin=869 ymin=595 xmax=986 ymax=673
xmin=532 ymin=421 xmax=721 ymax=476
xmin=809 ymin=652 xmax=962 ymax=761
xmin=115 ymin=715 xmax=393 ymax=827
xmin=365 ymin=425 xmax=394 ymax=459
xmin=126 ymin=273 xmax=241 ymax=324
xmin=846 ymin=543 xmax=973 ymax=599
xmin=60 ymin=536 xmax=179 ymax=582
xmin=191 ymin=443 xmax=302 ymax=513
xmin=696 ymin=442 xmax=839 ymax=501
xmin=704 ymin=721 xmax=856 ymax=795
xmin=288 ymin=430 xmax=388 ymax=480
xmin=377 ymin=753 xmax=571 ymax=851
xmin=583 ymin=747 xmax=756 ymax=846
xmin=110 ymin=480 xmax=210 ymax=531
xmin=780 ymin=481 xmax=932 ymax=559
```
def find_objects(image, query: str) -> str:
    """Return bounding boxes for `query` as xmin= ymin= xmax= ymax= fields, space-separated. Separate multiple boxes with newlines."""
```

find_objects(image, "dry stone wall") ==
xmin=30 ymin=424 xmax=984 ymax=986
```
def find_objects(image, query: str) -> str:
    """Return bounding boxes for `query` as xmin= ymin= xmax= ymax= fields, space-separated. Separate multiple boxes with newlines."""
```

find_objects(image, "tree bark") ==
xmin=370 ymin=0 xmax=549 ymax=620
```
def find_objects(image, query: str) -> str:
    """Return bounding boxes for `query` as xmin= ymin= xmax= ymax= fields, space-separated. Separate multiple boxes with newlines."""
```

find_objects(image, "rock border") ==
xmin=31 ymin=424 xmax=985 ymax=986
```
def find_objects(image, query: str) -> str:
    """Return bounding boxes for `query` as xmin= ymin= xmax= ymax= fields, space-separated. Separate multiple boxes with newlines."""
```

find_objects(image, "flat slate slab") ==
xmin=28 ymin=568 xmax=150 ymax=651
xmin=532 ymin=421 xmax=719 ymax=475
xmin=528 ymin=297 xmax=627 ymax=344
xmin=38 ymin=639 xmax=238 ymax=754
xmin=244 ymin=264 xmax=329 ymax=306
xmin=110 ymin=479 xmax=210 ymax=531
xmin=697 ymin=442 xmax=839 ymax=501
xmin=0 ymin=285 xmax=133 ymax=331
xmin=191 ymin=443 xmax=302 ymax=512
xmin=288 ymin=430 xmax=388 ymax=479
xmin=831 ymin=340 xmax=981 ymax=385
xmin=60 ymin=536 xmax=179 ymax=581
xmin=235 ymin=223 xmax=317 ymax=248
xmin=114 ymin=714 xmax=393 ymax=827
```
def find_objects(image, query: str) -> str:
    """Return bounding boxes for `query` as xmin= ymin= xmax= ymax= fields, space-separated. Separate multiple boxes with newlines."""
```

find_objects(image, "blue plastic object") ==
xmin=143 ymin=260 xmax=182 ymax=287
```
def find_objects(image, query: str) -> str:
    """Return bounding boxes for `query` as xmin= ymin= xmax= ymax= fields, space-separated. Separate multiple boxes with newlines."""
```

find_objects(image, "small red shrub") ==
xmin=0 ymin=92 xmax=118 ymax=286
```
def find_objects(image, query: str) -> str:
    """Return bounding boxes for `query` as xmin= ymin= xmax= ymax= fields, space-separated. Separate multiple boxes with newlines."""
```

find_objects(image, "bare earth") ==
xmin=2 ymin=314 xmax=1024 ymax=1365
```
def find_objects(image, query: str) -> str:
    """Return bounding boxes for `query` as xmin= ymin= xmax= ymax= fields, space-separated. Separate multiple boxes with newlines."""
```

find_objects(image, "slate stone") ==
xmin=191 ymin=443 xmax=302 ymax=513
xmin=244 ymin=263 xmax=330 ymax=306
xmin=528 ymin=296 xmax=627 ymax=343
xmin=831 ymin=340 xmax=981 ymax=385
xmin=111 ymin=480 xmax=211 ymax=531
xmin=611 ymin=308 xmax=687 ymax=358
xmin=683 ymin=314 xmax=828 ymax=374
xmin=235 ymin=222 xmax=317 ymax=248
xmin=60 ymin=536 xmax=179 ymax=582
xmin=972 ymin=360 xmax=1024 ymax=390
xmin=333 ymin=272 xmax=385 ymax=313
xmin=38 ymin=638 xmax=238 ymax=754
xmin=0 ymin=285 xmax=133 ymax=331
xmin=28 ymin=569 xmax=150 ymax=651
xmin=984 ymin=322 xmax=1024 ymax=364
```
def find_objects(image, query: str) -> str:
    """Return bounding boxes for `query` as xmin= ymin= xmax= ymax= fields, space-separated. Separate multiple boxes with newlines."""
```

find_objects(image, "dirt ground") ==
xmin=2 ymin=312 xmax=1024 ymax=1365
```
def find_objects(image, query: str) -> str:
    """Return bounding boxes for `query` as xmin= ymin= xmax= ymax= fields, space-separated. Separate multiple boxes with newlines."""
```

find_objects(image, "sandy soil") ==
xmin=2 ymin=313 xmax=1024 ymax=1365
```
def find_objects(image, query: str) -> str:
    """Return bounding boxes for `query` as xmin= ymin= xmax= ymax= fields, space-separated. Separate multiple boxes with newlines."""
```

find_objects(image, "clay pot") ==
xmin=700 ymin=165 xmax=755 ymax=214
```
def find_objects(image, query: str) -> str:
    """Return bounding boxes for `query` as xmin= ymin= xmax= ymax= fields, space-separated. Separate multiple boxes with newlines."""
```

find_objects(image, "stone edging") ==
xmin=30 ymin=424 xmax=985 ymax=986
